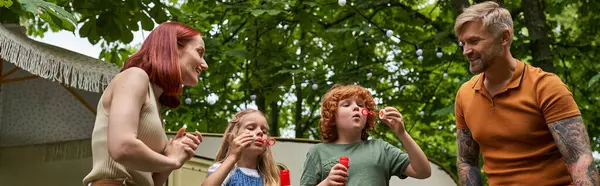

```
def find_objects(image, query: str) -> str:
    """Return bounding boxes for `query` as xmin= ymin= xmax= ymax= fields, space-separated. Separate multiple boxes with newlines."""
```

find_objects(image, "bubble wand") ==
xmin=361 ymin=108 xmax=388 ymax=120
xmin=251 ymin=134 xmax=277 ymax=147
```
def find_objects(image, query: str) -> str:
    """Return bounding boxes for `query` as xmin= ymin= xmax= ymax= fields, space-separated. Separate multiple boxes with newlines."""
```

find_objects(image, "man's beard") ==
xmin=469 ymin=44 xmax=502 ymax=74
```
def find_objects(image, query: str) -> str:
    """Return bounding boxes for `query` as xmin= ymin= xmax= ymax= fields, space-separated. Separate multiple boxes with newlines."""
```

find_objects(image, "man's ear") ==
xmin=501 ymin=29 xmax=511 ymax=45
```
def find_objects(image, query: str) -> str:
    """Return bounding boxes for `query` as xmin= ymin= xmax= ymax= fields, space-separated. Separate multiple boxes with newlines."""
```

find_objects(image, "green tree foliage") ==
xmin=0 ymin=0 xmax=179 ymax=64
xmin=166 ymin=0 xmax=600 ymax=182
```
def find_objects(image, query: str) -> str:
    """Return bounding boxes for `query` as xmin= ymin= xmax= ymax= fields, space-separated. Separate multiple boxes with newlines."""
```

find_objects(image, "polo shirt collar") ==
xmin=471 ymin=59 xmax=525 ymax=91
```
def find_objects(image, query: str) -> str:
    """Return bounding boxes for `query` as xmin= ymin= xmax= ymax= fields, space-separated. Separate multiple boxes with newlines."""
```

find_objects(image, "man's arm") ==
xmin=457 ymin=128 xmax=483 ymax=186
xmin=548 ymin=116 xmax=599 ymax=186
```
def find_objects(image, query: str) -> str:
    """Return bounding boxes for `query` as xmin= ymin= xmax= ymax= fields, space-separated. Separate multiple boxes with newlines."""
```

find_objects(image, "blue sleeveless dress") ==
xmin=225 ymin=168 xmax=263 ymax=186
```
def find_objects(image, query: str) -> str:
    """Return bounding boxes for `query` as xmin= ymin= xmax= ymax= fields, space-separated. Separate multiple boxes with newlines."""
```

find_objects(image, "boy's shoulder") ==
xmin=307 ymin=142 xmax=330 ymax=154
xmin=308 ymin=139 xmax=388 ymax=150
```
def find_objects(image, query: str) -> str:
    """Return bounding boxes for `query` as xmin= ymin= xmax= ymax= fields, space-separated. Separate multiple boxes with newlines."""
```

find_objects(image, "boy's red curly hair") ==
xmin=319 ymin=84 xmax=377 ymax=142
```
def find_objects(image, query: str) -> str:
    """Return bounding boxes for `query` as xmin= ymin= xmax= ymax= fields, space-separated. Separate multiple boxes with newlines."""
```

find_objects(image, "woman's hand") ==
xmin=164 ymin=128 xmax=202 ymax=168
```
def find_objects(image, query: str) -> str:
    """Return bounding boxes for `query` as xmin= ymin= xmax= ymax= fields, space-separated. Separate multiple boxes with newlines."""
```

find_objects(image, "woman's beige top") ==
xmin=83 ymin=82 xmax=168 ymax=186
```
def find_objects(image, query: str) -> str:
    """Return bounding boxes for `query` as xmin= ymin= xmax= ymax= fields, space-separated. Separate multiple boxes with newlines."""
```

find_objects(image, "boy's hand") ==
xmin=319 ymin=164 xmax=348 ymax=186
xmin=380 ymin=107 xmax=406 ymax=135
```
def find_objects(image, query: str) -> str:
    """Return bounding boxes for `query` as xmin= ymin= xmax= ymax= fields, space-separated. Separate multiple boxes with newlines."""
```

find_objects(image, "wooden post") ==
xmin=0 ymin=75 xmax=39 ymax=84
xmin=0 ymin=67 xmax=19 ymax=80
xmin=62 ymin=85 xmax=97 ymax=115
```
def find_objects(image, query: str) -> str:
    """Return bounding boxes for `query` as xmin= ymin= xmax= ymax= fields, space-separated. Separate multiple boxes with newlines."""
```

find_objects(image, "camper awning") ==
xmin=0 ymin=24 xmax=119 ymax=93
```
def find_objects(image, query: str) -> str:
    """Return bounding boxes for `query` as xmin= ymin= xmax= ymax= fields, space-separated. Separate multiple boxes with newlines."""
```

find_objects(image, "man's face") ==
xmin=459 ymin=20 xmax=503 ymax=74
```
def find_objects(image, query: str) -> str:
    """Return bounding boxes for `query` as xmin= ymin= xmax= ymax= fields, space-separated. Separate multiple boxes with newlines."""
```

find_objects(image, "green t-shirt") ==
xmin=299 ymin=139 xmax=410 ymax=186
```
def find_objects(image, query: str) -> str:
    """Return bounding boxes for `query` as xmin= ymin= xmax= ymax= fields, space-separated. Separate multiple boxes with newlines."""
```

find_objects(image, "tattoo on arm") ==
xmin=457 ymin=128 xmax=483 ymax=186
xmin=549 ymin=116 xmax=599 ymax=186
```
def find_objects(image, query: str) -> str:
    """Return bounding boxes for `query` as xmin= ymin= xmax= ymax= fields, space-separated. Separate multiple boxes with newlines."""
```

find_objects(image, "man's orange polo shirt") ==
xmin=454 ymin=59 xmax=581 ymax=185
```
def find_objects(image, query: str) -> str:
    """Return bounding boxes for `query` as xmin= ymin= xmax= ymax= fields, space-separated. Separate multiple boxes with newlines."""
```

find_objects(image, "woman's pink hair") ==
xmin=121 ymin=22 xmax=201 ymax=108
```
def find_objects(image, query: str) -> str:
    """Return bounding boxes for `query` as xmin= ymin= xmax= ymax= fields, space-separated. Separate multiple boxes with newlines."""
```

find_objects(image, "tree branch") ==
xmin=407 ymin=61 xmax=454 ymax=133
xmin=219 ymin=9 xmax=228 ymax=41
xmin=364 ymin=2 xmax=458 ymax=42
xmin=222 ymin=19 xmax=248 ymax=45
xmin=452 ymin=0 xmax=470 ymax=15
xmin=299 ymin=95 xmax=322 ymax=136
xmin=323 ymin=12 xmax=356 ymax=29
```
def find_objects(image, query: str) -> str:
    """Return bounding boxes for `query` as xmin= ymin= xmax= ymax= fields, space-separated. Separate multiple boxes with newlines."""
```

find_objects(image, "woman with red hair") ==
xmin=83 ymin=22 xmax=207 ymax=186
xmin=299 ymin=84 xmax=431 ymax=186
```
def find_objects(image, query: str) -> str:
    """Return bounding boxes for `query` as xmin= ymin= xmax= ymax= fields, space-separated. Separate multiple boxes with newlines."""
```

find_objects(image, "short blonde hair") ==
xmin=454 ymin=1 xmax=513 ymax=43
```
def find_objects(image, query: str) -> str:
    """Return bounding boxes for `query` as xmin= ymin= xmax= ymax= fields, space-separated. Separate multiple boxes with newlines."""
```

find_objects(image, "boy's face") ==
xmin=335 ymin=97 xmax=368 ymax=132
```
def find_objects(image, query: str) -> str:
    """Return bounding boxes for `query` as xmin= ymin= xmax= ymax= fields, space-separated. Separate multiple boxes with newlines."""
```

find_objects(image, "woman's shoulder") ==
xmin=109 ymin=67 xmax=150 ymax=93
xmin=116 ymin=67 xmax=149 ymax=83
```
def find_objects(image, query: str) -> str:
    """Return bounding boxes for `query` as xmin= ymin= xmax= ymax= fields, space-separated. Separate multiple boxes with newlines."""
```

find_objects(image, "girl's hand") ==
xmin=227 ymin=132 xmax=254 ymax=160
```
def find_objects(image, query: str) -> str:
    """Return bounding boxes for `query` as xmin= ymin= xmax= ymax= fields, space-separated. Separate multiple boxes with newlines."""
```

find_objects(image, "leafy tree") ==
xmin=0 ymin=0 xmax=179 ymax=64
xmin=166 ymin=0 xmax=600 ymax=182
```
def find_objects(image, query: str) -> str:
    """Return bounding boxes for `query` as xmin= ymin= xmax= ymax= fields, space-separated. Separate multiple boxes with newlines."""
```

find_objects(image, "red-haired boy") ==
xmin=300 ymin=84 xmax=431 ymax=186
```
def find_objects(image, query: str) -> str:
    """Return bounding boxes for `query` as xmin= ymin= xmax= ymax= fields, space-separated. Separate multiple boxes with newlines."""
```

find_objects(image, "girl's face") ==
xmin=335 ymin=97 xmax=368 ymax=131
xmin=236 ymin=112 xmax=269 ymax=153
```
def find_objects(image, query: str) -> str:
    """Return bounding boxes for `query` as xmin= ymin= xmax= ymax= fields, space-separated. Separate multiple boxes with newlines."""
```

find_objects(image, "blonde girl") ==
xmin=201 ymin=109 xmax=279 ymax=186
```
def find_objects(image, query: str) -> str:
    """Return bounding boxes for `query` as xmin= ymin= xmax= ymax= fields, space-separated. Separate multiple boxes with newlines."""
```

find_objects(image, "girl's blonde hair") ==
xmin=214 ymin=109 xmax=280 ymax=186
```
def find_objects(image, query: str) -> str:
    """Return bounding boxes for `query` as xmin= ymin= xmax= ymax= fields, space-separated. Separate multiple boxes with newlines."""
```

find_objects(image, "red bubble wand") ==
xmin=252 ymin=134 xmax=277 ymax=147
xmin=361 ymin=108 xmax=388 ymax=120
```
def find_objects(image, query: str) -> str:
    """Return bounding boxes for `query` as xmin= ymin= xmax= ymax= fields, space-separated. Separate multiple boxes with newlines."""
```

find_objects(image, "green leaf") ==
xmin=87 ymin=19 xmax=100 ymax=44
xmin=274 ymin=69 xmax=315 ymax=76
xmin=266 ymin=9 xmax=281 ymax=16
xmin=128 ymin=18 xmax=140 ymax=31
xmin=149 ymin=5 xmax=168 ymax=23
xmin=432 ymin=103 xmax=454 ymax=116
xmin=224 ymin=49 xmax=247 ymax=58
xmin=302 ymin=2 xmax=317 ymax=7
xmin=589 ymin=72 xmax=600 ymax=88
xmin=1 ymin=0 xmax=13 ymax=8
xmin=122 ymin=30 xmax=134 ymax=44
xmin=167 ymin=7 xmax=183 ymax=18
xmin=19 ymin=0 xmax=40 ymax=15
xmin=20 ymin=0 xmax=77 ymax=31
xmin=325 ymin=28 xmax=350 ymax=33
xmin=251 ymin=9 xmax=266 ymax=17
xmin=325 ymin=27 xmax=361 ymax=33
xmin=198 ymin=12 xmax=213 ymax=19
xmin=141 ymin=13 xmax=154 ymax=31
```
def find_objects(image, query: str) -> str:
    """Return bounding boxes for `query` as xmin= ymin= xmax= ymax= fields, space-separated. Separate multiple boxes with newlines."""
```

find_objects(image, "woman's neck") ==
xmin=151 ymin=83 xmax=164 ymax=97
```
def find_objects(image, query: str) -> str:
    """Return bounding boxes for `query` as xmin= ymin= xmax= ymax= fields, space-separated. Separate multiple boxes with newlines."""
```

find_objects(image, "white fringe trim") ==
xmin=0 ymin=24 xmax=118 ymax=93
